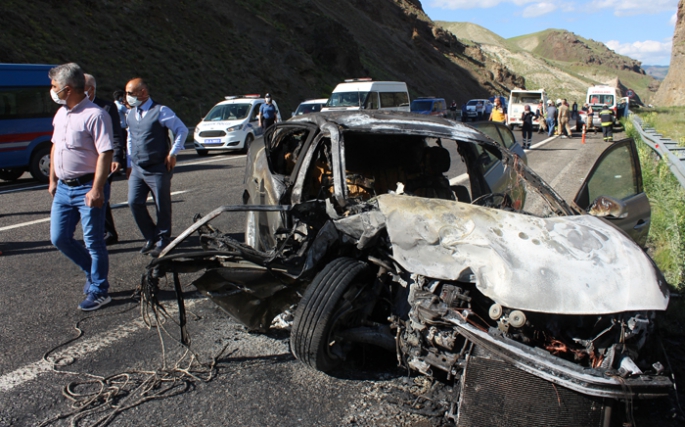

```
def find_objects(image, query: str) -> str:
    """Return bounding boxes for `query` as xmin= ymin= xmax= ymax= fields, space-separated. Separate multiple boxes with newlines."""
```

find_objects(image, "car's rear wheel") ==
xmin=29 ymin=146 xmax=51 ymax=183
xmin=291 ymin=257 xmax=374 ymax=372
xmin=0 ymin=168 xmax=25 ymax=182
xmin=196 ymin=149 xmax=208 ymax=156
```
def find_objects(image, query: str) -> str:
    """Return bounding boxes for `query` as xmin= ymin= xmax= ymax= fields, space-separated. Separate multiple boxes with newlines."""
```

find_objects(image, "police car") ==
xmin=193 ymin=95 xmax=280 ymax=155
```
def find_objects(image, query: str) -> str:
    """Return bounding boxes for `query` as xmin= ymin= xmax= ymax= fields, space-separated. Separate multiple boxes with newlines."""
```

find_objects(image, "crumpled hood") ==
xmin=377 ymin=194 xmax=669 ymax=315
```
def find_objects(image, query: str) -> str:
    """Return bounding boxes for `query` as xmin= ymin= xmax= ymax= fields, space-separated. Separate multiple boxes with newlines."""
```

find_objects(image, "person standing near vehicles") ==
xmin=449 ymin=100 xmax=457 ymax=119
xmin=113 ymin=90 xmax=129 ymax=143
xmin=536 ymin=100 xmax=547 ymax=134
xmin=125 ymin=77 xmax=188 ymax=258
xmin=489 ymin=97 xmax=507 ymax=124
xmin=571 ymin=101 xmax=578 ymax=120
xmin=585 ymin=104 xmax=595 ymax=133
xmin=545 ymin=100 xmax=557 ymax=137
xmin=84 ymin=73 xmax=124 ymax=245
xmin=520 ymin=105 xmax=535 ymax=149
xmin=258 ymin=93 xmax=278 ymax=130
xmin=557 ymin=99 xmax=572 ymax=138
xmin=521 ymin=105 xmax=535 ymax=148
xmin=48 ymin=63 xmax=114 ymax=311
xmin=600 ymin=104 xmax=614 ymax=142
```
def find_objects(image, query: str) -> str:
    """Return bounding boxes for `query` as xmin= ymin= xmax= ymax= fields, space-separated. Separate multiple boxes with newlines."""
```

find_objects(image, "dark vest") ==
xmin=128 ymin=101 xmax=169 ymax=171
xmin=600 ymin=109 xmax=614 ymax=126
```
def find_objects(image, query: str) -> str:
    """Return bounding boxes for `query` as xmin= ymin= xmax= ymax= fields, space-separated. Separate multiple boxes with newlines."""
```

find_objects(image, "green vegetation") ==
xmin=625 ymin=119 xmax=685 ymax=288
xmin=639 ymin=106 xmax=685 ymax=147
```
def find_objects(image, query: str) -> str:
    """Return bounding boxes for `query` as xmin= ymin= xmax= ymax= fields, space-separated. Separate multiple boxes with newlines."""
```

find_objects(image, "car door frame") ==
xmin=573 ymin=138 xmax=651 ymax=247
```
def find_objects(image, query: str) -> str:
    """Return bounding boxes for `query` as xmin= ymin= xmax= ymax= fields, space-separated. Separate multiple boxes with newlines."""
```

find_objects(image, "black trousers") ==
xmin=104 ymin=173 xmax=117 ymax=238
xmin=602 ymin=125 xmax=613 ymax=141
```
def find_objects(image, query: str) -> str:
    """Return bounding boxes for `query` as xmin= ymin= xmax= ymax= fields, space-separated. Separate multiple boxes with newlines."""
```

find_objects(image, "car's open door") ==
xmin=574 ymin=138 xmax=650 ymax=247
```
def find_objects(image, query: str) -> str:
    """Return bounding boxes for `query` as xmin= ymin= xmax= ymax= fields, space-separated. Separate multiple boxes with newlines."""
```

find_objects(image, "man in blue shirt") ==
xmin=125 ymin=77 xmax=188 ymax=257
xmin=258 ymin=93 xmax=278 ymax=130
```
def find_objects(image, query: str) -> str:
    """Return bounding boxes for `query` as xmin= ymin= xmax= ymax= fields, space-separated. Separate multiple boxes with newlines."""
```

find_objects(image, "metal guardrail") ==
xmin=630 ymin=112 xmax=685 ymax=189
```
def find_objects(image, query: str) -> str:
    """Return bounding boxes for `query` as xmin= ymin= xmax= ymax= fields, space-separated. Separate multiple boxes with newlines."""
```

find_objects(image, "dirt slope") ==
xmin=0 ymin=0 xmax=523 ymax=123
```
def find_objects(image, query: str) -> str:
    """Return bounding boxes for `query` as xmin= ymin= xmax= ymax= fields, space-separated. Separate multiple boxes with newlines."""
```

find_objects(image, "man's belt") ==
xmin=60 ymin=173 xmax=95 ymax=187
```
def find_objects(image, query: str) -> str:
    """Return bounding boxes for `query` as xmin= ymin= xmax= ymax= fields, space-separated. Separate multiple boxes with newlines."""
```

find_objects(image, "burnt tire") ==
xmin=291 ymin=257 xmax=373 ymax=373
xmin=29 ymin=146 xmax=51 ymax=183
xmin=0 ymin=168 xmax=25 ymax=182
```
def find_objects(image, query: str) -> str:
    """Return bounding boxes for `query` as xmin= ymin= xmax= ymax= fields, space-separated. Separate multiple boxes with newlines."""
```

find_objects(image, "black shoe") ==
xmin=140 ymin=240 xmax=155 ymax=254
xmin=148 ymin=243 xmax=169 ymax=258
xmin=104 ymin=233 xmax=118 ymax=246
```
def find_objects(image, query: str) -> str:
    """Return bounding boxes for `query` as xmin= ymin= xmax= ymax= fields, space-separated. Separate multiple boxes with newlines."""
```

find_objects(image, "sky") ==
xmin=422 ymin=0 xmax=678 ymax=66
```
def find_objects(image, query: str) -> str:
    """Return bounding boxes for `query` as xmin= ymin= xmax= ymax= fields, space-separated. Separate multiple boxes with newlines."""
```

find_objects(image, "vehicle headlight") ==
xmin=226 ymin=125 xmax=242 ymax=132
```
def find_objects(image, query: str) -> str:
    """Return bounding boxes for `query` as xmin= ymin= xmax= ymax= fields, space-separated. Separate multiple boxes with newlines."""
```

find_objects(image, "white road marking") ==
xmin=0 ymin=184 xmax=48 ymax=195
xmin=0 ymin=190 xmax=189 ymax=232
xmin=0 ymin=156 xmax=241 ymax=195
xmin=0 ymin=299 xmax=199 ymax=393
xmin=177 ymin=155 xmax=245 ymax=167
xmin=448 ymin=136 xmax=557 ymax=186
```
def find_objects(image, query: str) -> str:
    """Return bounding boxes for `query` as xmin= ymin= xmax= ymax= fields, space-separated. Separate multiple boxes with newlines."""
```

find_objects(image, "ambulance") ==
xmin=586 ymin=85 xmax=623 ymax=127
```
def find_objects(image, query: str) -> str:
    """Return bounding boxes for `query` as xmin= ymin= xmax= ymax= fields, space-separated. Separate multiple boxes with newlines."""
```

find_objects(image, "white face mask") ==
xmin=127 ymin=94 xmax=142 ymax=107
xmin=50 ymin=88 xmax=67 ymax=105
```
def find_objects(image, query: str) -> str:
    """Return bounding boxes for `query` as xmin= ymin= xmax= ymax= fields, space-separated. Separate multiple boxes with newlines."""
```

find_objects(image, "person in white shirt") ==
xmin=124 ymin=77 xmax=188 ymax=257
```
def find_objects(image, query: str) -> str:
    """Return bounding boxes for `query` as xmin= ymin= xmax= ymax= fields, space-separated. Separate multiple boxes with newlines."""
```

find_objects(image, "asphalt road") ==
xmin=0 ymin=128 xmax=616 ymax=427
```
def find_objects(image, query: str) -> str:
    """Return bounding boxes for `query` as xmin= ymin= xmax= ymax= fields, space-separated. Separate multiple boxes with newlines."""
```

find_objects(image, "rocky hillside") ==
xmin=0 ymin=0 xmax=524 ymax=124
xmin=655 ymin=0 xmax=685 ymax=106
xmin=438 ymin=23 xmax=659 ymax=103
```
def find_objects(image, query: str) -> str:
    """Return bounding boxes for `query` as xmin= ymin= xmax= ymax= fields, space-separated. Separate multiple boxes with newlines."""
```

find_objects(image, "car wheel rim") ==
xmin=39 ymin=154 xmax=50 ymax=177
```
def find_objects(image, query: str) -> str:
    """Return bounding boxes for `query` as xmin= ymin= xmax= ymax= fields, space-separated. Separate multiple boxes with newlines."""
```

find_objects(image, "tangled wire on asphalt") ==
xmin=38 ymin=274 xmax=230 ymax=427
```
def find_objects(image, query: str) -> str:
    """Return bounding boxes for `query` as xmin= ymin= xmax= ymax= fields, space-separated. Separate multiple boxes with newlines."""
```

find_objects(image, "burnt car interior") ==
xmin=142 ymin=112 xmax=674 ymax=426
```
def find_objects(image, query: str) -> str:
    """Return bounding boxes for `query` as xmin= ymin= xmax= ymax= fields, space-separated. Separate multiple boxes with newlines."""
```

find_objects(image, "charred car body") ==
xmin=144 ymin=111 xmax=672 ymax=426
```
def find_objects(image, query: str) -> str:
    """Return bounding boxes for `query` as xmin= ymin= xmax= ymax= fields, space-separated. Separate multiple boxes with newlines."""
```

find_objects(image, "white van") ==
xmin=507 ymin=89 xmax=547 ymax=129
xmin=321 ymin=79 xmax=410 ymax=112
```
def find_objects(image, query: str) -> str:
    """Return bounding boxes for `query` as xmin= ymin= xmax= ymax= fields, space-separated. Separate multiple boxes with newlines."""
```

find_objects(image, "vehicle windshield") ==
xmin=467 ymin=100 xmax=482 ymax=106
xmin=511 ymin=94 xmax=541 ymax=104
xmin=295 ymin=103 xmax=324 ymax=115
xmin=588 ymin=94 xmax=614 ymax=106
xmin=204 ymin=103 xmax=252 ymax=121
xmin=410 ymin=100 xmax=433 ymax=111
xmin=325 ymin=92 xmax=368 ymax=108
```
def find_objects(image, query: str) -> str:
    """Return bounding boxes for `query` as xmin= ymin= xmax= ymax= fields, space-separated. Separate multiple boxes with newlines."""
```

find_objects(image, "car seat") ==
xmin=405 ymin=146 xmax=455 ymax=200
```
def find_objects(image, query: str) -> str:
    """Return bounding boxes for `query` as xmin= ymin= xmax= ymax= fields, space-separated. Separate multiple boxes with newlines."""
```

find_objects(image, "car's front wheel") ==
xmin=291 ymin=257 xmax=375 ymax=372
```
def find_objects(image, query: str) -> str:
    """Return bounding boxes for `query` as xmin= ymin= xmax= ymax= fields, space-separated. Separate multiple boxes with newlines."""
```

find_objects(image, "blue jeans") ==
xmin=50 ymin=180 xmax=110 ymax=295
xmin=546 ymin=117 xmax=556 ymax=137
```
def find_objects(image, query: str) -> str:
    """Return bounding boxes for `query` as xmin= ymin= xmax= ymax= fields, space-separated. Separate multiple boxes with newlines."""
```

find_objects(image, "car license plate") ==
xmin=204 ymin=139 xmax=222 ymax=145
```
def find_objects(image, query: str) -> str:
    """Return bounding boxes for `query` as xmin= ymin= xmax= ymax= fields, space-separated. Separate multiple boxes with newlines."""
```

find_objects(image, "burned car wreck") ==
xmin=144 ymin=111 xmax=672 ymax=426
